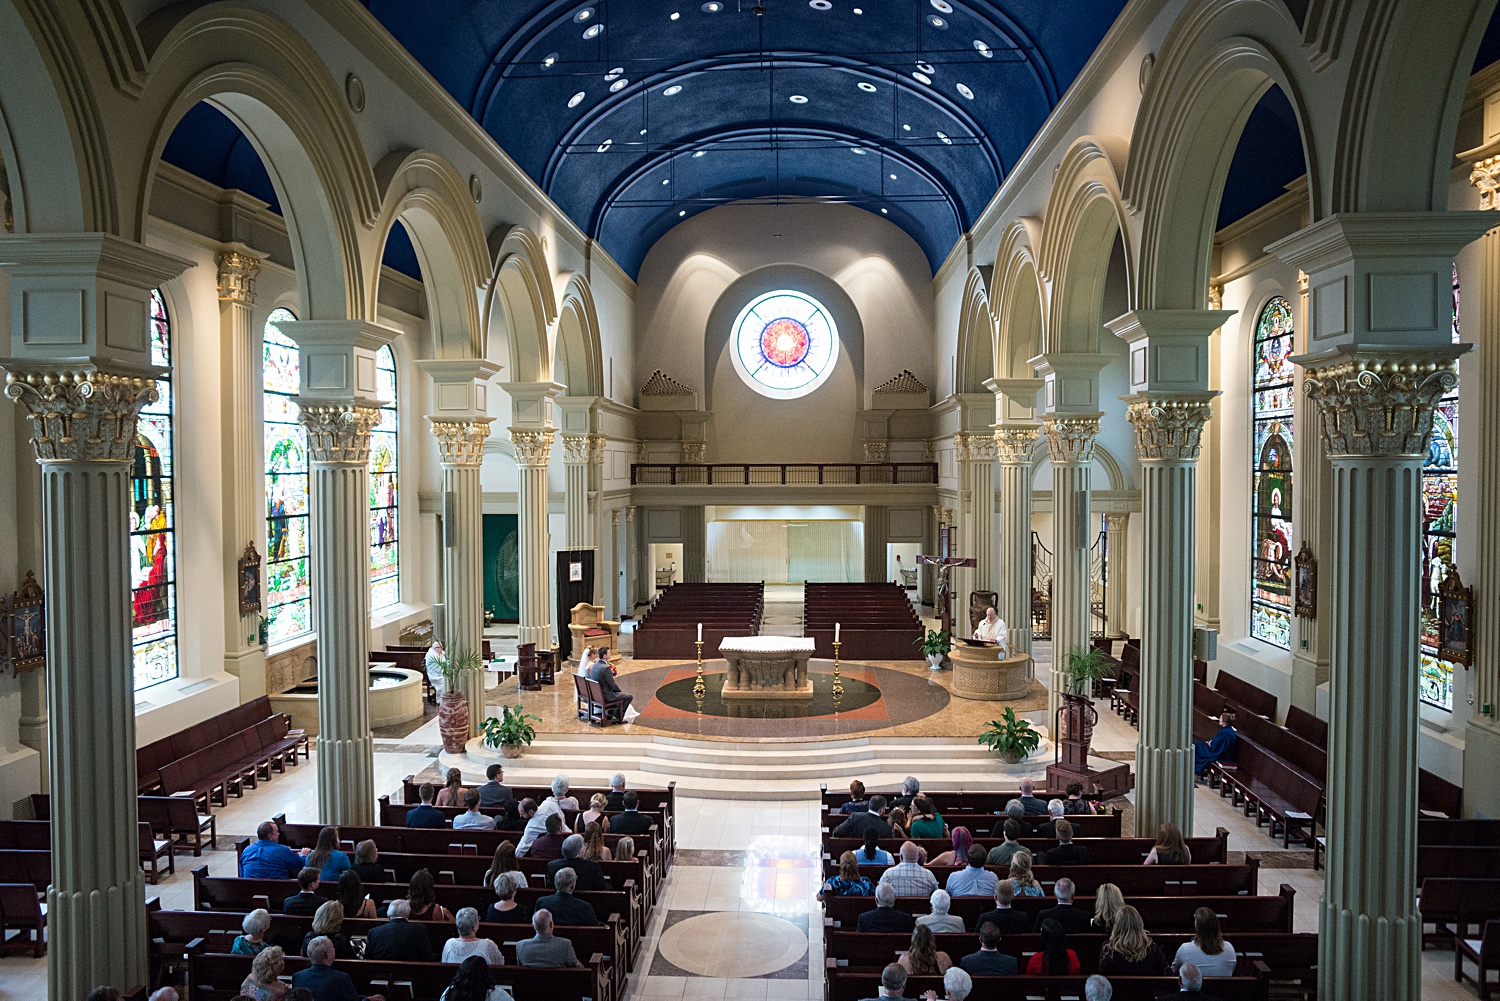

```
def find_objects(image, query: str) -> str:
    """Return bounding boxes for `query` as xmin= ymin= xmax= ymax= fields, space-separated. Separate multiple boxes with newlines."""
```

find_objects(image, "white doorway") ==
xmin=705 ymin=505 xmax=863 ymax=583
xmin=888 ymin=542 xmax=921 ymax=589
xmin=649 ymin=543 xmax=681 ymax=598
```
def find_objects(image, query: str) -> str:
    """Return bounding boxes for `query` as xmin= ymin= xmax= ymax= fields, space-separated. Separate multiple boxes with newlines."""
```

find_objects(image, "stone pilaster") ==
xmin=954 ymin=433 xmax=997 ymax=598
xmin=433 ymin=418 xmax=493 ymax=735
xmin=994 ymin=425 xmax=1040 ymax=655
xmin=1126 ymin=393 xmax=1215 ymax=838
xmin=301 ymin=404 xmax=382 ymax=825
xmin=863 ymin=505 xmax=890 ymax=583
xmin=681 ymin=441 xmax=707 ymax=464
xmin=511 ymin=427 xmax=555 ymax=649
xmin=563 ymin=435 xmax=592 ymax=549
xmin=4 ymin=366 xmax=158 ymax=999
xmin=216 ymin=250 xmax=268 ymax=696
xmin=1041 ymin=413 xmax=1102 ymax=717
xmin=682 ymin=505 xmax=707 ymax=583
xmin=1105 ymin=513 xmax=1129 ymax=638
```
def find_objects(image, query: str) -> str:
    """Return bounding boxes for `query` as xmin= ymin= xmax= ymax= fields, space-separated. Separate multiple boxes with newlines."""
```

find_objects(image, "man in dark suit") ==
xmin=590 ymin=656 xmax=632 ymax=713
xmin=859 ymin=963 xmax=912 ymax=1001
xmin=605 ymin=774 xmax=627 ymax=811
xmin=832 ymin=795 xmax=893 ymax=840
xmin=476 ymin=763 xmax=511 ymax=808
xmin=609 ymin=791 xmax=654 ymax=836
xmin=1033 ymin=878 xmax=1092 ymax=934
xmin=404 ymin=783 xmax=446 ymax=829
xmin=974 ymin=880 xmax=1032 ymax=936
xmin=856 ymin=883 xmax=917 ymax=934
xmin=959 ymin=921 xmax=1019 ymax=976
xmin=1034 ymin=801 xmax=1066 ymax=840
xmin=1156 ymin=962 xmax=1222 ymax=1001
xmin=282 ymin=868 xmax=323 ymax=916
xmin=293 ymin=936 xmax=382 ymax=1001
xmin=1039 ymin=819 xmax=1090 ymax=865
xmin=549 ymin=834 xmax=609 ymax=891
xmin=363 ymin=900 xmax=433 ymax=961
xmin=1017 ymin=778 xmax=1049 ymax=816
xmin=891 ymin=778 xmax=921 ymax=810
xmin=535 ymin=867 xmax=602 ymax=926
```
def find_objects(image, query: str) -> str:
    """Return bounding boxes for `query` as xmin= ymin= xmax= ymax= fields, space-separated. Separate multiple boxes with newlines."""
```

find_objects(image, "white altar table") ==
xmin=718 ymin=636 xmax=816 ymax=699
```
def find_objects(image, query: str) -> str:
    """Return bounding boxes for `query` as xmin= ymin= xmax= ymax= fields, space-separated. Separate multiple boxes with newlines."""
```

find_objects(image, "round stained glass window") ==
xmin=730 ymin=290 xmax=839 ymax=399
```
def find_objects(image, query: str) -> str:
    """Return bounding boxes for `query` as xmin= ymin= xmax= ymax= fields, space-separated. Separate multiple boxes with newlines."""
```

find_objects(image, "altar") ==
xmin=718 ymin=636 xmax=816 ymax=699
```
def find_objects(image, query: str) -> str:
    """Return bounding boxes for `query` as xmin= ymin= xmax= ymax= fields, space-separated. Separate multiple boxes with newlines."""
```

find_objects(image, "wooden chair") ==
xmin=536 ymin=647 xmax=556 ymax=686
xmin=140 ymin=795 xmax=218 ymax=856
xmin=140 ymin=821 xmax=174 ymax=885
xmin=568 ymin=603 xmax=620 ymax=665
xmin=1459 ymin=919 xmax=1500 ymax=999
xmin=0 ymin=882 xmax=45 ymax=956
xmin=516 ymin=643 xmax=543 ymax=692
xmin=573 ymin=673 xmax=593 ymax=720
xmin=583 ymin=677 xmax=630 ymax=727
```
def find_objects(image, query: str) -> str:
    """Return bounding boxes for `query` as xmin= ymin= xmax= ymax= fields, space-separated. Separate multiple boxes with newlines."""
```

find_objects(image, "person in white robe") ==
xmin=973 ymin=607 xmax=1008 ymax=648
xmin=425 ymin=640 xmax=446 ymax=698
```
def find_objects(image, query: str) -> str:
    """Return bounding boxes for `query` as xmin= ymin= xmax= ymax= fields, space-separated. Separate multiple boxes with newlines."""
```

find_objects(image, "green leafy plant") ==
xmin=916 ymin=628 xmax=952 ymax=658
xmin=1063 ymin=646 xmax=1113 ymax=696
xmin=437 ymin=648 xmax=483 ymax=689
xmin=481 ymin=704 xmax=542 ymax=749
xmin=978 ymin=706 xmax=1041 ymax=762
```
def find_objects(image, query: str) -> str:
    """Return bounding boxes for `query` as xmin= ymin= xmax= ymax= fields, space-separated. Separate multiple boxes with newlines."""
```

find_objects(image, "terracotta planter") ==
xmin=439 ymin=693 xmax=470 ymax=754
xmin=500 ymin=742 xmax=524 ymax=759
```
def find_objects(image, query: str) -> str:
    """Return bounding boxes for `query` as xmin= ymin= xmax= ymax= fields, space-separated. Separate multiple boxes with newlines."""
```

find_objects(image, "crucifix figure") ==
xmin=918 ymin=526 xmax=974 ymax=637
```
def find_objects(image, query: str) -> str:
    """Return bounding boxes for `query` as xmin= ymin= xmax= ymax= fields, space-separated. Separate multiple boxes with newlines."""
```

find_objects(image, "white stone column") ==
xmin=863 ymin=505 xmax=889 ymax=582
xmin=955 ymin=433 xmax=997 ymax=599
xmin=18 ymin=666 xmax=47 ymax=785
xmin=1126 ymin=395 xmax=1215 ymax=838
xmin=434 ymin=419 xmax=493 ymax=734
xmin=217 ymin=250 xmax=268 ymax=696
xmin=6 ymin=367 xmax=159 ymax=999
xmin=1041 ymin=414 xmax=1101 ymax=716
xmin=994 ymin=425 xmax=1039 ymax=654
xmin=609 ymin=508 xmax=623 ymax=617
xmin=1105 ymin=513 xmax=1129 ymax=638
xmin=511 ymin=427 xmax=555 ymax=648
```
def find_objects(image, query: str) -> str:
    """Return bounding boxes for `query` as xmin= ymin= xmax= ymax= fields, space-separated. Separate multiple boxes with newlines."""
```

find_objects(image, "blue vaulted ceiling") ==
xmin=360 ymin=0 xmax=1128 ymax=276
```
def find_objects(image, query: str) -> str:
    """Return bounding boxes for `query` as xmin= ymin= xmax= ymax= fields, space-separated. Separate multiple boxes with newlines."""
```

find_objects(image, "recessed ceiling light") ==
xmin=853 ymin=6 xmax=862 ymax=11
xmin=702 ymin=1 xmax=721 ymax=11
xmin=880 ymin=207 xmax=888 ymax=214
xmin=542 ymin=52 xmax=559 ymax=68
xmin=568 ymin=91 xmax=586 ymax=107
xmin=902 ymin=123 xmax=911 ymax=131
xmin=789 ymin=94 xmax=808 ymax=104
xmin=916 ymin=60 xmax=936 ymax=74
xmin=912 ymin=71 xmax=932 ymax=85
xmin=857 ymin=81 xmax=877 ymax=93
xmin=574 ymin=6 xmax=594 ymax=21
xmin=679 ymin=209 xmax=687 ymax=216
xmin=928 ymin=14 xmax=947 ymax=28
xmin=605 ymin=67 xmax=624 ymax=80
xmin=810 ymin=0 xmax=832 ymax=8
xmin=663 ymin=85 xmax=683 ymax=96
xmin=889 ymin=173 xmax=897 ymax=180
xmin=610 ymin=79 xmax=628 ymax=92
xmin=670 ymin=10 xmax=681 ymax=18
xmin=662 ymin=178 xmax=670 ymax=185
xmin=936 ymin=130 xmax=952 ymax=144
xmin=931 ymin=0 xmax=953 ymax=11
xmin=974 ymin=39 xmax=993 ymax=58
xmin=582 ymin=23 xmax=603 ymax=38
xmin=640 ymin=128 xmax=648 ymax=134
xmin=596 ymin=139 xmax=612 ymax=152
xmin=850 ymin=146 xmax=867 ymax=154
xmin=957 ymin=83 xmax=974 ymax=99
xmin=692 ymin=150 xmax=706 ymax=157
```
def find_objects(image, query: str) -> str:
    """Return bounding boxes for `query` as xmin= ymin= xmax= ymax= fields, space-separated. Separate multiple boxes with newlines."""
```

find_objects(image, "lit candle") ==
xmin=697 ymin=622 xmax=703 ymax=642
xmin=835 ymin=622 xmax=841 ymax=643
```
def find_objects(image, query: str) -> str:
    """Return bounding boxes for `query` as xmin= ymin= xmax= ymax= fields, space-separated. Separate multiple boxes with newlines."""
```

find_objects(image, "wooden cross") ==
xmin=918 ymin=526 xmax=974 ymax=637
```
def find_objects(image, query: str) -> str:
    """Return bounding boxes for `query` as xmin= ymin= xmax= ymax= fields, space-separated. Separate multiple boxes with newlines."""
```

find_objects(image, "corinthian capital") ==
xmin=510 ymin=427 xmax=554 ymax=468
xmin=562 ymin=434 xmax=592 ymax=465
xmin=863 ymin=440 xmax=889 ymax=463
xmin=1041 ymin=413 xmax=1102 ymax=464
xmin=299 ymin=405 xmax=382 ymax=463
xmin=1299 ymin=347 xmax=1465 ymax=457
xmin=954 ymin=433 xmax=998 ymax=463
xmin=1472 ymin=155 xmax=1500 ymax=210
xmin=4 ymin=368 xmax=158 ymax=463
xmin=993 ymin=424 xmax=1040 ymax=464
xmin=681 ymin=442 xmax=707 ymax=463
xmin=216 ymin=251 xmax=261 ymax=304
xmin=431 ymin=418 xmax=493 ymax=466
xmin=1125 ymin=393 xmax=1216 ymax=461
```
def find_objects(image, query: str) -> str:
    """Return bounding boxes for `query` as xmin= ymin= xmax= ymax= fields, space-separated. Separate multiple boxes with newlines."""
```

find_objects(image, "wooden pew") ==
xmin=825 ymin=811 xmax=1124 ymax=839
xmin=1417 ymin=846 xmax=1500 ymax=882
xmin=139 ymin=795 xmax=217 ymax=855
xmin=818 ymin=786 xmax=1122 ymax=817
xmin=1214 ymin=670 xmax=1278 ymax=721
xmin=819 ymin=829 xmax=1231 ymax=866
xmin=1209 ymin=741 xmax=1322 ymax=847
xmin=136 ymin=695 xmax=306 ymax=794
xmin=1419 ymin=768 xmax=1464 ymax=818
xmin=1419 ymin=818 xmax=1500 ymax=846
xmin=633 ymin=583 xmax=765 ymax=659
xmin=804 ymin=582 xmax=924 ymax=659
xmin=1283 ymin=704 xmax=1327 ymax=747
xmin=0 ymin=820 xmax=49 ymax=850
xmin=157 ymin=715 xmax=304 ymax=811
xmin=0 ymin=881 xmax=45 ymax=956
xmin=824 ymin=970 xmax=1271 ymax=1001
xmin=819 ymin=860 xmax=1261 ymax=898
xmin=1418 ymin=877 xmax=1500 ymax=949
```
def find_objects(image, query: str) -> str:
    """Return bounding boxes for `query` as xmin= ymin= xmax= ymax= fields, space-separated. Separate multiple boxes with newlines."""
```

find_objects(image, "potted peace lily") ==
xmin=437 ymin=648 xmax=483 ymax=754
xmin=916 ymin=628 xmax=951 ymax=669
xmin=978 ymin=706 xmax=1042 ymax=764
xmin=481 ymin=704 xmax=542 ymax=759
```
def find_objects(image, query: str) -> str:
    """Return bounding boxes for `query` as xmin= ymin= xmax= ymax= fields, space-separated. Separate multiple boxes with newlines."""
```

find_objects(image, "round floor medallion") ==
xmin=656 ymin=911 xmax=807 ymax=978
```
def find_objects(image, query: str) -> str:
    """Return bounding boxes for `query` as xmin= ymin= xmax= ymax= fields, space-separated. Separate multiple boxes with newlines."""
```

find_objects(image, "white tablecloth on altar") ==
xmin=718 ymin=636 xmax=816 ymax=654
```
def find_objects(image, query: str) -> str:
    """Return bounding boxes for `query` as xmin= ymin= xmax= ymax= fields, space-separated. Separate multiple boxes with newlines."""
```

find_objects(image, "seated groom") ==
xmin=588 ymin=650 xmax=632 ymax=712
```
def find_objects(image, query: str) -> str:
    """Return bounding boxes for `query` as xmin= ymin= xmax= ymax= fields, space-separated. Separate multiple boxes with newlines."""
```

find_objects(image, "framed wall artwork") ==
xmin=1294 ymin=544 xmax=1317 ymax=619
xmin=238 ymin=542 xmax=263 ymax=616
xmin=3 ymin=571 xmax=46 ymax=676
xmin=1437 ymin=563 xmax=1473 ymax=667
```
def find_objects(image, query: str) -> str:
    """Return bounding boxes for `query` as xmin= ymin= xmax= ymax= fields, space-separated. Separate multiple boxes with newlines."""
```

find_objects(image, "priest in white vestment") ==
xmin=973 ymin=607 xmax=1008 ymax=648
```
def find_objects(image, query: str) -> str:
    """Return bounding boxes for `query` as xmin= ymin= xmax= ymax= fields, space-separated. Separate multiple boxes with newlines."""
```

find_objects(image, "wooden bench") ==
xmin=0 ymin=881 xmax=45 ymax=956
xmin=157 ymin=714 xmax=304 ymax=811
xmin=1214 ymin=670 xmax=1278 ymax=721
xmin=1284 ymin=704 xmax=1327 ymax=747
xmin=822 ymin=861 xmax=1261 ymax=898
xmin=0 ymin=820 xmax=49 ymax=850
xmin=1417 ymin=846 xmax=1500 ymax=883
xmin=825 ymin=970 xmax=1271 ymax=1001
xmin=825 ymin=811 xmax=1125 ymax=839
xmin=1419 ymin=818 xmax=1500 ymax=846
xmin=819 ymin=785 xmax=1114 ymax=815
xmin=1419 ymin=877 xmax=1500 ymax=949
xmin=136 ymin=695 xmax=306 ymax=794
xmin=805 ymin=583 xmax=924 ymax=660
xmin=139 ymin=794 xmax=217 ymax=856
xmin=1420 ymin=768 xmax=1464 ymax=818
xmin=1209 ymin=741 xmax=1322 ymax=847
xmin=632 ymin=583 xmax=764 ymax=659
xmin=819 ymin=829 xmax=1231 ymax=866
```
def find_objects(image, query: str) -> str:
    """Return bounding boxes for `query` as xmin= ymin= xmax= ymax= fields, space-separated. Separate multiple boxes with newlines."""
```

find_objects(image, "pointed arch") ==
xmin=372 ymin=149 xmax=489 ymax=359
xmin=1038 ymin=137 xmax=1134 ymax=355
xmin=484 ymin=225 xmax=556 ymax=384
xmin=955 ymin=267 xmax=998 ymax=394
xmin=992 ymin=218 xmax=1046 ymax=379
xmin=555 ymin=274 xmax=605 ymax=397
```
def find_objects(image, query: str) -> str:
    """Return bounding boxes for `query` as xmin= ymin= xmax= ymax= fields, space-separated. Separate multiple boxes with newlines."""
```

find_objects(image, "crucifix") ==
xmin=918 ymin=525 xmax=974 ymax=638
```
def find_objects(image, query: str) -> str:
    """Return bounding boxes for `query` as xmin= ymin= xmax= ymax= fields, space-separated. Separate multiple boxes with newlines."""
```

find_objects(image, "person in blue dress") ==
xmin=1194 ymin=709 xmax=1238 ymax=776
xmin=307 ymin=825 xmax=351 ymax=881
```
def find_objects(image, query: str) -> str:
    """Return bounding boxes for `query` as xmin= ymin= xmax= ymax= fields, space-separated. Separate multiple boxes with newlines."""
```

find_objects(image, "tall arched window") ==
xmin=1419 ymin=267 xmax=1461 ymax=711
xmin=264 ymin=307 xmax=312 ymax=643
xmin=369 ymin=345 xmax=400 ymax=609
xmin=1251 ymin=296 xmax=1295 ymax=650
xmin=131 ymin=290 xmax=178 ymax=689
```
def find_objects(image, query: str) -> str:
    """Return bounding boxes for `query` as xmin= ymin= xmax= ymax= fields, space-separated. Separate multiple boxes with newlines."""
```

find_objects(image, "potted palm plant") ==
xmin=437 ymin=648 xmax=483 ymax=754
xmin=1063 ymin=646 xmax=1112 ymax=696
xmin=481 ymin=704 xmax=542 ymax=758
xmin=1058 ymin=646 xmax=1110 ymax=761
xmin=978 ymin=706 xmax=1042 ymax=764
xmin=916 ymin=628 xmax=951 ymax=669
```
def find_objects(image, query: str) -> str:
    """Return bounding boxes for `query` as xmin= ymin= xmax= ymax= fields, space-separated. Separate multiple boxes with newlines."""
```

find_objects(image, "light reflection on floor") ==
xmin=740 ymin=835 xmax=822 ymax=917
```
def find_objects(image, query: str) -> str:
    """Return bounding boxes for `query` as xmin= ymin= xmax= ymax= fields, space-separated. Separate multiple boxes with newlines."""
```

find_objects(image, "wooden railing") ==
xmin=630 ymin=462 xmax=939 ymax=486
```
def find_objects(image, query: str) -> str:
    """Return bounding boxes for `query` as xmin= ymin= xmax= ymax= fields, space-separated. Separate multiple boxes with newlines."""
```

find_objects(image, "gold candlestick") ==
xmin=831 ymin=640 xmax=844 ymax=698
xmin=693 ymin=639 xmax=706 ymax=699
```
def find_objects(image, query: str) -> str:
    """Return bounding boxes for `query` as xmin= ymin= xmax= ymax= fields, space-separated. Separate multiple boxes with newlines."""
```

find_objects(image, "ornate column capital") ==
xmin=610 ymin=508 xmax=622 ymax=528
xmin=1297 ymin=346 xmax=1467 ymax=457
xmin=1207 ymin=284 xmax=1224 ymax=310
xmin=510 ymin=427 xmax=555 ymax=468
xmin=863 ymin=440 xmax=889 ymax=463
xmin=299 ymin=404 xmax=382 ymax=464
xmin=1125 ymin=392 xmax=1217 ymax=461
xmin=562 ymin=434 xmax=592 ymax=465
xmin=993 ymin=424 xmax=1041 ymax=464
xmin=1041 ymin=413 xmax=1102 ymax=464
xmin=588 ymin=434 xmax=606 ymax=463
xmin=215 ymin=250 xmax=261 ymax=304
xmin=681 ymin=442 xmax=707 ymax=463
xmin=954 ymin=432 xmax=997 ymax=463
xmin=1471 ymin=155 xmax=1500 ymax=210
xmin=430 ymin=417 xmax=493 ymax=466
xmin=1106 ymin=511 xmax=1129 ymax=532
xmin=4 ymin=368 xmax=158 ymax=463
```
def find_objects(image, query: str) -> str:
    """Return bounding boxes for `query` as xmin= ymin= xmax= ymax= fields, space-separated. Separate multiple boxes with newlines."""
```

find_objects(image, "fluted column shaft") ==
xmin=863 ymin=506 xmax=889 ymax=582
xmin=434 ymin=420 xmax=492 ymax=736
xmin=1042 ymin=415 xmax=1100 ymax=717
xmin=563 ymin=435 xmax=591 ymax=549
xmin=302 ymin=405 xmax=381 ymax=825
xmin=1128 ymin=395 xmax=1214 ymax=838
xmin=995 ymin=426 xmax=1039 ymax=655
xmin=6 ymin=369 xmax=158 ymax=999
xmin=1105 ymin=513 xmax=1129 ymax=638
xmin=511 ymin=428 xmax=554 ymax=648
xmin=955 ymin=434 xmax=997 ymax=600
xmin=682 ymin=506 xmax=707 ymax=583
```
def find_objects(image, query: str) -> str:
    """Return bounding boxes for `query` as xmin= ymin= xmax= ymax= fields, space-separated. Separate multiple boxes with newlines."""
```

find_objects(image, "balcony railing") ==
xmin=629 ymin=462 xmax=939 ymax=486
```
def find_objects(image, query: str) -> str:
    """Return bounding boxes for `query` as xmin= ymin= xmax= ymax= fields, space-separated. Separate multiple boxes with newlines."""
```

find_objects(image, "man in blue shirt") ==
xmin=239 ymin=820 xmax=310 ymax=878
xmin=404 ymin=783 xmax=447 ymax=829
xmin=292 ymin=935 xmax=384 ymax=1001
xmin=944 ymin=844 xmax=1000 ymax=897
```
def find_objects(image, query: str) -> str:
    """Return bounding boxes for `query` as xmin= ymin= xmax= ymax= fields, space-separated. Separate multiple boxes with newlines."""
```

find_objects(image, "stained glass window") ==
xmin=1251 ymin=296 xmax=1295 ymax=650
xmin=1419 ymin=267 xmax=1461 ymax=711
xmin=729 ymin=289 xmax=839 ymax=400
xmin=131 ymin=290 xmax=179 ymax=690
xmin=369 ymin=345 xmax=400 ymax=610
xmin=264 ymin=307 xmax=312 ymax=643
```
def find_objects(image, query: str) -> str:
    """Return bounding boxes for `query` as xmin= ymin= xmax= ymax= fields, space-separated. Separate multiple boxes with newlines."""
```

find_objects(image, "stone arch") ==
xmin=955 ymin=267 xmax=997 ymax=393
xmin=554 ymin=274 xmax=605 ymax=398
xmin=136 ymin=4 xmax=378 ymax=321
xmin=372 ymin=149 xmax=489 ymax=359
xmin=992 ymin=218 xmax=1046 ymax=379
xmin=1123 ymin=0 xmax=1317 ymax=310
xmin=1030 ymin=439 xmax=1128 ymax=492
xmin=484 ymin=225 xmax=556 ymax=384
xmin=1038 ymin=137 xmax=1134 ymax=354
